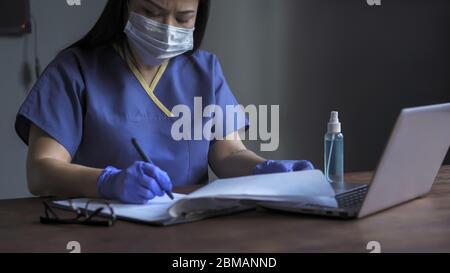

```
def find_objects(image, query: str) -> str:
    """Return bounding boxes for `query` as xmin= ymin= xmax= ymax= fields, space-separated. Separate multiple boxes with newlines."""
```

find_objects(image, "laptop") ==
xmin=260 ymin=103 xmax=450 ymax=219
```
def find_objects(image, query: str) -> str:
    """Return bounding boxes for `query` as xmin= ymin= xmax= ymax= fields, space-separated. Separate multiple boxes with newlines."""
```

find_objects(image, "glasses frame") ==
xmin=40 ymin=199 xmax=117 ymax=227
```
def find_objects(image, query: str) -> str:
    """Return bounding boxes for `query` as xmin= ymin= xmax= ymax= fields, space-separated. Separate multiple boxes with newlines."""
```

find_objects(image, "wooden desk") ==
xmin=0 ymin=166 xmax=449 ymax=253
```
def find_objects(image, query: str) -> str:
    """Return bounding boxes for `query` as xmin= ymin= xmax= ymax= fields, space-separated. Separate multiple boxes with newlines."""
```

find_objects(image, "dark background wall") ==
xmin=1 ymin=0 xmax=449 ymax=199
xmin=203 ymin=0 xmax=450 ymax=172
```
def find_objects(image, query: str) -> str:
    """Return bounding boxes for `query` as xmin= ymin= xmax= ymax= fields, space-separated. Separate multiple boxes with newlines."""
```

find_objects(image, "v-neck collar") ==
xmin=113 ymin=43 xmax=174 ymax=117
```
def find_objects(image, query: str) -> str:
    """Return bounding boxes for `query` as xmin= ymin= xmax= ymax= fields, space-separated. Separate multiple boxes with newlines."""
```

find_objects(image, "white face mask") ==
xmin=124 ymin=11 xmax=195 ymax=66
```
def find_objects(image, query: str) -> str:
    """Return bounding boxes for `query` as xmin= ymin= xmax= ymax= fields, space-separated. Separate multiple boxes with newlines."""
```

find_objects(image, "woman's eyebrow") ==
xmin=144 ymin=0 xmax=167 ymax=12
xmin=144 ymin=0 xmax=196 ymax=14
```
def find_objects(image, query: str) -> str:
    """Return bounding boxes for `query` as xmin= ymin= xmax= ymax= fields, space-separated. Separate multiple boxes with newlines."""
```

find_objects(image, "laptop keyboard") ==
xmin=336 ymin=186 xmax=369 ymax=209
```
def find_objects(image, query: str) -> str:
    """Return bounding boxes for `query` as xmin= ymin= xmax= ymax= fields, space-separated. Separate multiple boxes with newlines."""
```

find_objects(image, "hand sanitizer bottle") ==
xmin=324 ymin=111 xmax=344 ymax=184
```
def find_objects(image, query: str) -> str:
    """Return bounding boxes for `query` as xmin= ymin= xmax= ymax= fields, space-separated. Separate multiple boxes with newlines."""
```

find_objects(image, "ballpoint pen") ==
xmin=131 ymin=138 xmax=174 ymax=200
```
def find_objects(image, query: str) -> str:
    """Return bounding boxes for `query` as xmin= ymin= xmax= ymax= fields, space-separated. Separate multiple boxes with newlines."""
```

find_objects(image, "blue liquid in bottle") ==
xmin=324 ymin=111 xmax=344 ymax=184
xmin=324 ymin=133 xmax=344 ymax=183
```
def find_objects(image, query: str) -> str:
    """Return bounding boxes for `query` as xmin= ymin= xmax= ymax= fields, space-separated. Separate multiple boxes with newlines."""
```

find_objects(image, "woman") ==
xmin=15 ymin=0 xmax=314 ymax=204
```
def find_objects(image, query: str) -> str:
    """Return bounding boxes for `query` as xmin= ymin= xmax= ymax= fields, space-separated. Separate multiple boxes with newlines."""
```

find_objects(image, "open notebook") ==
xmin=54 ymin=170 xmax=338 ymax=226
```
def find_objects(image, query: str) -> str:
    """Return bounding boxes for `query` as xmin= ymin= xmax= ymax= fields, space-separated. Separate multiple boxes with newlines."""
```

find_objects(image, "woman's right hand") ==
xmin=97 ymin=161 xmax=173 ymax=204
xmin=252 ymin=160 xmax=315 ymax=175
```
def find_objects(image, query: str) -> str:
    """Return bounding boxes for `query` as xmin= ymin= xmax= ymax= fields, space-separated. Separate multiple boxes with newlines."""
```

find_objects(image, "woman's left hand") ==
xmin=252 ymin=160 xmax=314 ymax=175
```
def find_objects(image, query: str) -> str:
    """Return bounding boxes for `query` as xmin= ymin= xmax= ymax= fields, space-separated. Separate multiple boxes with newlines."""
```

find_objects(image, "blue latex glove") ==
xmin=252 ymin=160 xmax=314 ymax=175
xmin=97 ymin=161 xmax=173 ymax=204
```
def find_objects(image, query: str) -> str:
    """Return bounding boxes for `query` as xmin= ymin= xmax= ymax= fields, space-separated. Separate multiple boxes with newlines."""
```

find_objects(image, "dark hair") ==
xmin=67 ymin=0 xmax=210 ymax=53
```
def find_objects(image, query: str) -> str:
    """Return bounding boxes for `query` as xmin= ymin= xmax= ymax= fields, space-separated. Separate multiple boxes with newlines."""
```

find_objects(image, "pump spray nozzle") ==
xmin=327 ymin=111 xmax=341 ymax=134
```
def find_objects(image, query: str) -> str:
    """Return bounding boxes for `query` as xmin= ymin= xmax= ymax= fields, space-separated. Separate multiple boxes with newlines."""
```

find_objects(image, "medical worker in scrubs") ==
xmin=15 ymin=0 xmax=314 ymax=204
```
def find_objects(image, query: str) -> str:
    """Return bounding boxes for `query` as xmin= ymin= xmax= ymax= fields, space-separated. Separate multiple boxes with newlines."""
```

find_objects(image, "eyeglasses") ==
xmin=40 ymin=199 xmax=116 ymax=227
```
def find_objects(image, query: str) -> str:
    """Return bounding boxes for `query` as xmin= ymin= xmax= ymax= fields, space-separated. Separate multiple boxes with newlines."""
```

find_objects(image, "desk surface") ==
xmin=1 ymin=166 xmax=449 ymax=253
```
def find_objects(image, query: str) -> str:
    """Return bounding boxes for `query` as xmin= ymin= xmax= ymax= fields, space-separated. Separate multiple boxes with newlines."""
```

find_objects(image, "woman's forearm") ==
xmin=208 ymin=133 xmax=266 ymax=178
xmin=26 ymin=124 xmax=103 ymax=198
xmin=212 ymin=149 xmax=265 ymax=178
xmin=26 ymin=157 xmax=102 ymax=198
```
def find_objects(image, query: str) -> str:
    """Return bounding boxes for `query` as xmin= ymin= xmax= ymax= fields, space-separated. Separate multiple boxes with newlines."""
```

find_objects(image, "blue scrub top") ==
xmin=15 ymin=44 xmax=248 ymax=186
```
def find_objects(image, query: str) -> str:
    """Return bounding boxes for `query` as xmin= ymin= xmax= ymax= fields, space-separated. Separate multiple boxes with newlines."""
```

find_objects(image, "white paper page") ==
xmin=187 ymin=170 xmax=335 ymax=199
xmin=169 ymin=170 xmax=338 ymax=217
xmin=54 ymin=193 xmax=186 ymax=223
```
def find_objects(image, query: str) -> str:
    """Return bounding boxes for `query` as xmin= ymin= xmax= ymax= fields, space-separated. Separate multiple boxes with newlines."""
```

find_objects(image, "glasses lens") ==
xmin=84 ymin=200 xmax=116 ymax=226
xmin=41 ymin=200 xmax=82 ymax=224
xmin=41 ymin=199 xmax=116 ymax=226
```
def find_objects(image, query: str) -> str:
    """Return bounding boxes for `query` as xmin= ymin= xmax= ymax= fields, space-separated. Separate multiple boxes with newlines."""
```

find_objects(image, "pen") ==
xmin=131 ymin=138 xmax=174 ymax=200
